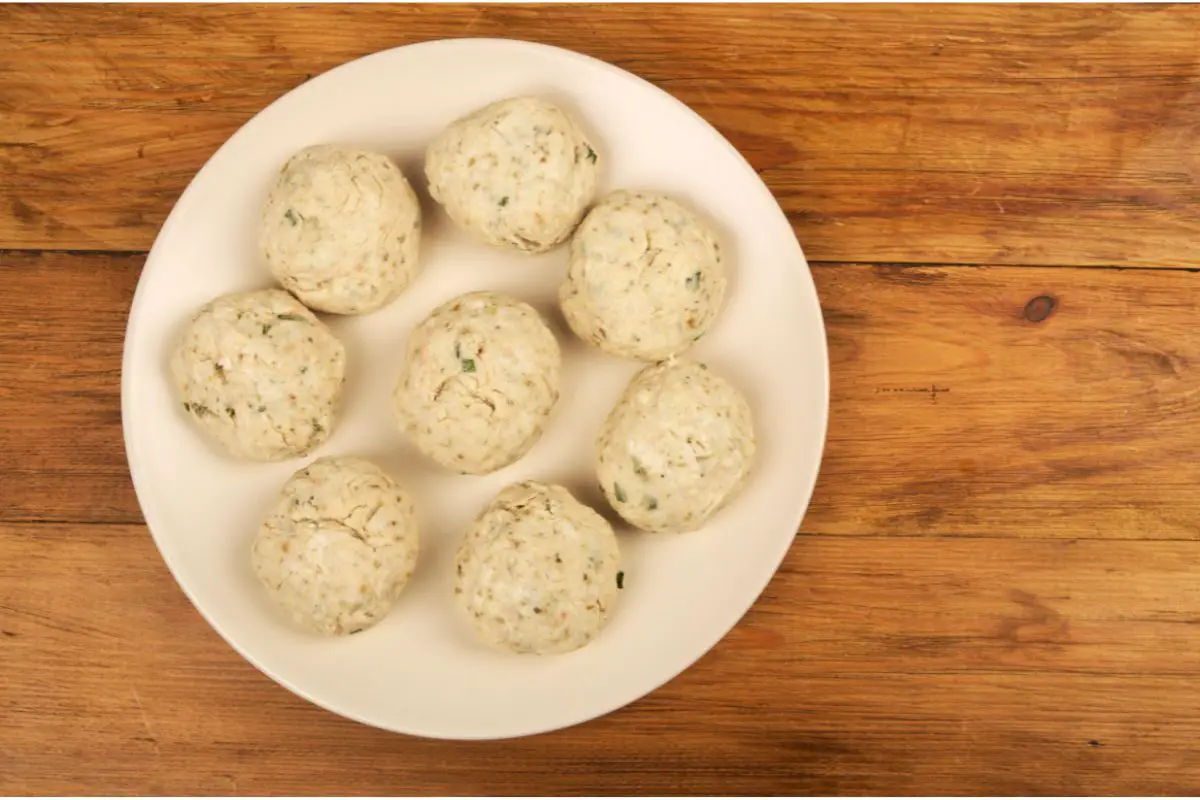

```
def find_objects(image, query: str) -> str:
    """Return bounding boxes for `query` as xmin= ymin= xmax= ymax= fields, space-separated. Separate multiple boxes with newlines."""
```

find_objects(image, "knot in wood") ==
xmin=1024 ymin=295 xmax=1057 ymax=323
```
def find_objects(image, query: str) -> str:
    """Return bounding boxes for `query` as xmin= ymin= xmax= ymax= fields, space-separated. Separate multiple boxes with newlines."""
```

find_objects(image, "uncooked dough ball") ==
xmin=597 ymin=359 xmax=756 ymax=533
xmin=259 ymin=144 xmax=422 ymax=314
xmin=393 ymin=291 xmax=561 ymax=475
xmin=169 ymin=289 xmax=346 ymax=461
xmin=251 ymin=456 xmax=420 ymax=636
xmin=425 ymin=96 xmax=600 ymax=253
xmin=455 ymin=481 xmax=621 ymax=655
xmin=560 ymin=191 xmax=727 ymax=361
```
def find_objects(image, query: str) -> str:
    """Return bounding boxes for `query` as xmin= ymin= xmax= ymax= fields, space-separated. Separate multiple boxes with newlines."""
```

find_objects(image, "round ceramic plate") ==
xmin=121 ymin=38 xmax=829 ymax=740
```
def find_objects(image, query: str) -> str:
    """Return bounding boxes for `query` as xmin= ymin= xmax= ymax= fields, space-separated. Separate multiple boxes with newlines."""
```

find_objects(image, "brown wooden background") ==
xmin=5 ymin=4 xmax=1200 ymax=795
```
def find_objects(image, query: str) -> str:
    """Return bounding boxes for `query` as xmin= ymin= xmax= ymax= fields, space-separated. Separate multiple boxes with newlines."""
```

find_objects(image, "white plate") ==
xmin=121 ymin=38 xmax=829 ymax=740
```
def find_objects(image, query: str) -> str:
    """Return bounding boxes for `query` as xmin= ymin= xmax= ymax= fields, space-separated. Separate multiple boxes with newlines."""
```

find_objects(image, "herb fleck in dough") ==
xmin=251 ymin=456 xmax=420 ymax=636
xmin=597 ymin=359 xmax=756 ymax=533
xmin=455 ymin=481 xmax=621 ymax=655
xmin=393 ymin=291 xmax=561 ymax=475
xmin=260 ymin=145 xmax=422 ymax=315
xmin=561 ymin=190 xmax=727 ymax=362
xmin=425 ymin=96 xmax=600 ymax=253
xmin=169 ymin=289 xmax=345 ymax=461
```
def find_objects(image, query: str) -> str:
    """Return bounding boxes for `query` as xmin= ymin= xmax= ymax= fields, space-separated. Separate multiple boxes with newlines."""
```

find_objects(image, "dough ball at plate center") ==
xmin=393 ymin=291 xmax=561 ymax=475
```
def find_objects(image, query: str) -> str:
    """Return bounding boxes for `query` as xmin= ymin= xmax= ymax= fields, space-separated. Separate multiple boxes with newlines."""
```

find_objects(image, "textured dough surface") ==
xmin=596 ymin=359 xmax=756 ymax=533
xmin=561 ymin=191 xmax=727 ymax=362
xmin=251 ymin=456 xmax=420 ymax=636
xmin=260 ymin=145 xmax=422 ymax=314
xmin=455 ymin=481 xmax=621 ymax=655
xmin=425 ymin=96 xmax=600 ymax=253
xmin=169 ymin=289 xmax=346 ymax=461
xmin=393 ymin=291 xmax=561 ymax=474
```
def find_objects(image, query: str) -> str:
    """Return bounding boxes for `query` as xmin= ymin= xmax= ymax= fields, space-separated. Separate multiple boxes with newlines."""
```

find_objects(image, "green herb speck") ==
xmin=299 ymin=366 xmax=308 ymax=374
xmin=614 ymin=483 xmax=627 ymax=503
xmin=585 ymin=144 xmax=597 ymax=164
xmin=461 ymin=358 xmax=476 ymax=373
xmin=454 ymin=342 xmax=462 ymax=359
xmin=190 ymin=403 xmax=213 ymax=417
xmin=257 ymin=405 xmax=266 ymax=412
xmin=499 ymin=196 xmax=509 ymax=207
xmin=262 ymin=323 xmax=272 ymax=335
xmin=277 ymin=313 xmax=306 ymax=322
xmin=632 ymin=457 xmax=648 ymax=479
xmin=213 ymin=362 xmax=226 ymax=378
xmin=646 ymin=496 xmax=658 ymax=511
xmin=348 ymin=628 xmax=364 ymax=635
xmin=616 ymin=571 xmax=625 ymax=589
xmin=312 ymin=419 xmax=324 ymax=434
xmin=182 ymin=402 xmax=191 ymax=412
xmin=685 ymin=271 xmax=702 ymax=290
xmin=226 ymin=406 xmax=236 ymax=420
xmin=284 ymin=208 xmax=299 ymax=226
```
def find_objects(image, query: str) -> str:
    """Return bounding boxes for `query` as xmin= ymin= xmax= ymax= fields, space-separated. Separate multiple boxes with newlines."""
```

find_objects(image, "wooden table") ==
xmin=5 ymin=4 xmax=1200 ymax=795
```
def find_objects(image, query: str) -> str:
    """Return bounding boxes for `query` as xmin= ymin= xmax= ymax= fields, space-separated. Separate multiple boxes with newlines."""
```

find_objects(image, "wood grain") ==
xmin=5 ymin=251 xmax=1199 ymax=539
xmin=3 ymin=4 xmax=1200 ymax=266
xmin=7 ymin=4 xmax=1200 ymax=796
xmin=6 ymin=522 xmax=1200 ymax=796
xmin=0 ymin=251 xmax=138 ymax=524
xmin=810 ymin=263 xmax=1200 ymax=539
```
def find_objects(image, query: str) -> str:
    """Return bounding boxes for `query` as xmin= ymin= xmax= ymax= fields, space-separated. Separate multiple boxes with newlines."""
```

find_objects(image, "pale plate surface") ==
xmin=121 ymin=38 xmax=829 ymax=740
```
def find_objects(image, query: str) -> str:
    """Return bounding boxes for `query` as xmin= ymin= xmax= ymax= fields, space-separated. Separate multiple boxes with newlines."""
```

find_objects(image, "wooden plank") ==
xmin=4 ymin=522 xmax=1200 ymax=795
xmin=0 ymin=251 xmax=140 ymax=523
xmin=3 ymin=4 xmax=1200 ymax=266
xmin=808 ymin=263 xmax=1200 ymax=538
xmin=5 ymin=251 xmax=1200 ymax=538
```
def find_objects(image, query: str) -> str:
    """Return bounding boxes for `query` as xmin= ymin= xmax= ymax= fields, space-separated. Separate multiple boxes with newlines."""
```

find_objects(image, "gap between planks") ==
xmin=10 ymin=518 xmax=1199 ymax=544
xmin=4 ymin=247 xmax=1199 ymax=274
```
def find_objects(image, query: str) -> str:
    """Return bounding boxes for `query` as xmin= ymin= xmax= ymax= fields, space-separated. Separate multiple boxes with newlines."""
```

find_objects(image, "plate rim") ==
xmin=120 ymin=36 xmax=831 ymax=740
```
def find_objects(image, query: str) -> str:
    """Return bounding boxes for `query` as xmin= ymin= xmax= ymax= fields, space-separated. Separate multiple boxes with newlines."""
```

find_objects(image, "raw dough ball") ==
xmin=251 ymin=456 xmax=420 ymax=636
xmin=393 ymin=291 xmax=561 ymax=475
xmin=169 ymin=289 xmax=346 ymax=461
xmin=455 ymin=481 xmax=621 ymax=655
xmin=259 ymin=144 xmax=422 ymax=314
xmin=425 ymin=96 xmax=600 ymax=253
xmin=561 ymin=191 xmax=727 ymax=361
xmin=597 ymin=359 xmax=756 ymax=533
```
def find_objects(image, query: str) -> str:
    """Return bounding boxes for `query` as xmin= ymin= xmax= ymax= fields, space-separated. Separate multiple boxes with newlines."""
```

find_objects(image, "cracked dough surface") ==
xmin=561 ymin=190 xmax=727 ymax=362
xmin=169 ymin=289 xmax=346 ymax=461
xmin=259 ymin=144 xmax=422 ymax=315
xmin=393 ymin=291 xmax=561 ymax=475
xmin=597 ymin=359 xmax=756 ymax=533
xmin=251 ymin=456 xmax=420 ymax=636
xmin=455 ymin=481 xmax=620 ymax=655
xmin=425 ymin=96 xmax=600 ymax=253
